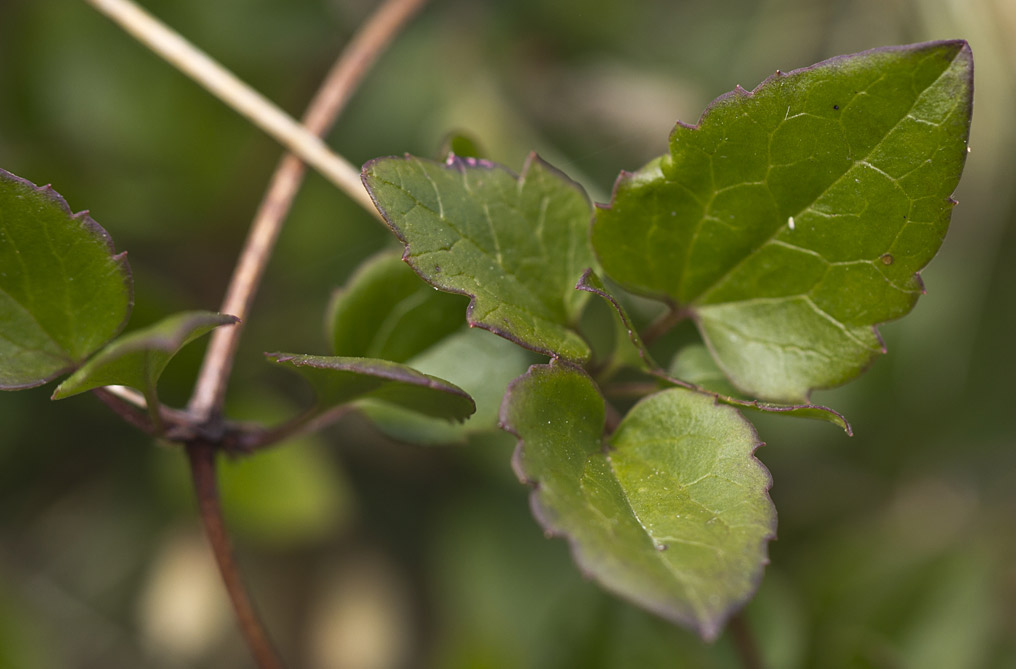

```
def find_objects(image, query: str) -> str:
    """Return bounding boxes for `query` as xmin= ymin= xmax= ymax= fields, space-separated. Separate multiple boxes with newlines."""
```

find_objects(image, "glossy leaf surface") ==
xmin=593 ymin=41 xmax=973 ymax=401
xmin=363 ymin=153 xmax=595 ymax=361
xmin=0 ymin=170 xmax=132 ymax=389
xmin=52 ymin=311 xmax=237 ymax=400
xmin=502 ymin=362 xmax=775 ymax=640
xmin=267 ymin=353 xmax=475 ymax=423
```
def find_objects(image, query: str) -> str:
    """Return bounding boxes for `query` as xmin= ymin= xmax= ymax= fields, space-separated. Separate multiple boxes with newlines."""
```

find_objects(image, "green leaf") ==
xmin=0 ymin=169 xmax=132 ymax=389
xmin=359 ymin=327 xmax=531 ymax=444
xmin=362 ymin=152 xmax=595 ymax=361
xmin=575 ymin=269 xmax=658 ymax=370
xmin=592 ymin=41 xmax=973 ymax=402
xmin=267 ymin=353 xmax=475 ymax=423
xmin=327 ymin=250 xmax=468 ymax=362
xmin=668 ymin=343 xmax=741 ymax=396
xmin=51 ymin=311 xmax=238 ymax=400
xmin=580 ymin=272 xmax=853 ymax=432
xmin=665 ymin=344 xmax=852 ymax=434
xmin=501 ymin=362 xmax=775 ymax=640
xmin=438 ymin=131 xmax=487 ymax=160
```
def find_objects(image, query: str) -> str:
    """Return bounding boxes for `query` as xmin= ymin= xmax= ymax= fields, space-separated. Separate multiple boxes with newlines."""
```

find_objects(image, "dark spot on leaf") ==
xmin=833 ymin=104 xmax=839 ymax=110
xmin=880 ymin=253 xmax=894 ymax=265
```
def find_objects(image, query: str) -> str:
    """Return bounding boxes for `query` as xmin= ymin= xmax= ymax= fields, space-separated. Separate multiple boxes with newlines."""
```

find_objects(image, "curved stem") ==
xmin=83 ymin=0 xmax=375 ymax=215
xmin=187 ymin=0 xmax=429 ymax=422
xmin=187 ymin=441 xmax=285 ymax=669
xmin=241 ymin=404 xmax=355 ymax=453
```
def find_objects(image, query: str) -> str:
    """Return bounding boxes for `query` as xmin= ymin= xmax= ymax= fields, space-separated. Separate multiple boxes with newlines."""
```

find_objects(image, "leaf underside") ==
xmin=358 ymin=327 xmax=531 ymax=445
xmin=502 ymin=362 xmax=775 ymax=641
xmin=267 ymin=353 xmax=475 ymax=423
xmin=52 ymin=311 xmax=238 ymax=400
xmin=362 ymin=152 xmax=595 ymax=362
xmin=0 ymin=169 xmax=133 ymax=389
xmin=592 ymin=40 xmax=973 ymax=402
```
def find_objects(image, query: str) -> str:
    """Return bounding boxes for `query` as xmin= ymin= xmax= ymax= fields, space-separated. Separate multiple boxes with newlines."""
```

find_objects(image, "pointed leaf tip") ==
xmin=268 ymin=353 xmax=475 ymax=423
xmin=593 ymin=41 xmax=973 ymax=402
xmin=51 ymin=311 xmax=238 ymax=400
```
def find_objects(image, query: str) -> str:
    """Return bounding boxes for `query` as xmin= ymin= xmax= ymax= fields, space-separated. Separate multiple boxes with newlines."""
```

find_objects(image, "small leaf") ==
xmin=52 ymin=311 xmax=238 ymax=400
xmin=581 ymin=274 xmax=852 ymax=432
xmin=0 ymin=169 xmax=132 ymax=389
xmin=438 ymin=131 xmax=486 ymax=160
xmin=575 ymin=269 xmax=658 ymax=370
xmin=327 ymin=250 xmax=468 ymax=362
xmin=359 ymin=327 xmax=531 ymax=445
xmin=363 ymin=152 xmax=595 ymax=361
xmin=668 ymin=343 xmax=741 ymax=396
xmin=501 ymin=362 xmax=776 ymax=640
xmin=592 ymin=41 xmax=973 ymax=402
xmin=266 ymin=353 xmax=475 ymax=423
xmin=666 ymin=343 xmax=852 ymax=433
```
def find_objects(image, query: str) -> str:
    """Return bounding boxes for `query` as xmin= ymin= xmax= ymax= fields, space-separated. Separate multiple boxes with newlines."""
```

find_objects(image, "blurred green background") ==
xmin=1 ymin=0 xmax=1014 ymax=667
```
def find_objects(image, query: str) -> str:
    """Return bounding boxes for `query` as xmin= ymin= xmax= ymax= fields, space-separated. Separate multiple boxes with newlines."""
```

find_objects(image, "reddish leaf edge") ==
xmin=265 ymin=352 xmax=476 ymax=421
xmin=0 ymin=168 xmax=134 ymax=390
xmin=591 ymin=40 xmax=972 ymax=404
xmin=499 ymin=360 xmax=777 ymax=641
xmin=361 ymin=152 xmax=594 ymax=363
xmin=575 ymin=269 xmax=853 ymax=434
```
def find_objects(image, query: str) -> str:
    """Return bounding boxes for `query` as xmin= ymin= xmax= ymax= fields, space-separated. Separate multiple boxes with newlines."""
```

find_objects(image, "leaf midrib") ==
xmin=689 ymin=47 xmax=963 ymax=309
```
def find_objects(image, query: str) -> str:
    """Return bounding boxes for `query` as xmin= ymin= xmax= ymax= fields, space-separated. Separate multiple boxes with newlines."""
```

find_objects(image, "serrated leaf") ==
xmin=592 ymin=41 xmax=973 ymax=402
xmin=327 ymin=250 xmax=468 ymax=362
xmin=362 ymin=152 xmax=595 ymax=361
xmin=501 ymin=362 xmax=775 ymax=640
xmin=266 ymin=353 xmax=475 ymax=423
xmin=52 ymin=311 xmax=238 ymax=400
xmin=0 ymin=169 xmax=132 ymax=389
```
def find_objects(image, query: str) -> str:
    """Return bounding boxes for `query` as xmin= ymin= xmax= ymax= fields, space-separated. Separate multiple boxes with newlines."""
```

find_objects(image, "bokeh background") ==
xmin=1 ymin=0 xmax=1014 ymax=667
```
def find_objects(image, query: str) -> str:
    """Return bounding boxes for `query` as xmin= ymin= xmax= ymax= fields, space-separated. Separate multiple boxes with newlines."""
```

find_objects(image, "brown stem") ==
xmin=92 ymin=387 xmax=157 ymax=434
xmin=188 ymin=0 xmax=430 ymax=423
xmin=187 ymin=441 xmax=285 ymax=669
xmin=728 ymin=611 xmax=765 ymax=669
xmin=241 ymin=404 xmax=355 ymax=452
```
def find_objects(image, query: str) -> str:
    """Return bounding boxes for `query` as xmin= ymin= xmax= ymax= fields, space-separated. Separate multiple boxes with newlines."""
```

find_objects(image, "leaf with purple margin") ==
xmin=358 ymin=328 xmax=531 ymax=445
xmin=0 ymin=169 xmax=132 ymax=389
xmin=580 ymin=271 xmax=852 ymax=432
xmin=362 ymin=152 xmax=595 ymax=362
xmin=501 ymin=362 xmax=775 ymax=641
xmin=592 ymin=41 xmax=973 ymax=402
xmin=575 ymin=269 xmax=658 ymax=370
xmin=267 ymin=353 xmax=475 ymax=423
xmin=52 ymin=311 xmax=238 ymax=401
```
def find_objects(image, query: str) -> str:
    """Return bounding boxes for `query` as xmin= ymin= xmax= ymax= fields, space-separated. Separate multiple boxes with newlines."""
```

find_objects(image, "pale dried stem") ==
xmin=187 ymin=0 xmax=428 ymax=422
xmin=83 ymin=0 xmax=377 ymax=216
